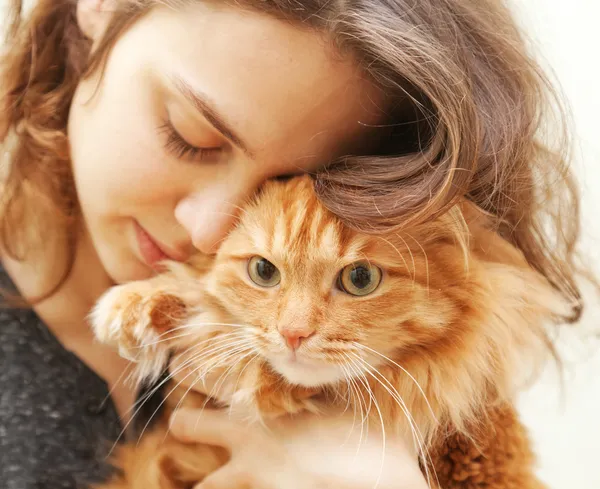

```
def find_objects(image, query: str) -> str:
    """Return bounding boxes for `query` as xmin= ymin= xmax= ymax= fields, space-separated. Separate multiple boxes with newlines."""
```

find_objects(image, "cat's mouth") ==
xmin=266 ymin=351 xmax=345 ymax=387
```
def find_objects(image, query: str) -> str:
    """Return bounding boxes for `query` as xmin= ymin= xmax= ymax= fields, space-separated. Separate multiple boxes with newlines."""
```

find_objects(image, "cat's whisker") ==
xmin=190 ymin=333 xmax=251 ymax=354
xmin=160 ymin=348 xmax=251 ymax=446
xmin=181 ymin=330 xmax=249 ymax=348
xmin=123 ymin=367 xmax=140 ymax=387
xmin=205 ymin=346 xmax=256 ymax=401
xmin=170 ymin=333 xmax=252 ymax=368
xmin=222 ymin=200 xmax=251 ymax=218
xmin=347 ymin=356 xmax=387 ymax=489
xmin=359 ymin=252 xmax=374 ymax=270
xmin=216 ymin=349 xmax=257 ymax=395
xmin=167 ymin=336 xmax=247 ymax=383
xmin=140 ymin=342 xmax=256 ymax=445
xmin=337 ymin=364 xmax=356 ymax=425
xmin=343 ymin=353 xmax=374 ymax=420
xmin=127 ymin=351 xmax=197 ymax=415
xmin=352 ymin=343 xmax=438 ymax=424
xmin=185 ymin=352 xmax=247 ymax=392
xmin=349 ymin=353 xmax=424 ymax=449
xmin=376 ymin=236 xmax=414 ymax=283
xmin=108 ymin=361 xmax=190 ymax=455
xmin=147 ymin=332 xmax=246 ymax=385
xmin=404 ymin=232 xmax=430 ymax=295
xmin=185 ymin=338 xmax=256 ymax=373
xmin=109 ymin=348 xmax=209 ymax=452
xmin=141 ymin=344 xmax=250 ymax=446
xmin=150 ymin=317 xmax=250 ymax=340
xmin=136 ymin=367 xmax=202 ymax=445
xmin=338 ymin=361 xmax=365 ymax=452
xmin=109 ymin=335 xmax=252 ymax=452
xmin=150 ymin=310 xmax=189 ymax=324
xmin=190 ymin=339 xmax=258 ymax=386
xmin=393 ymin=232 xmax=417 ymax=287
xmin=200 ymin=209 xmax=241 ymax=221
xmin=228 ymin=352 xmax=262 ymax=417
xmin=108 ymin=362 xmax=178 ymax=452
xmin=98 ymin=361 xmax=139 ymax=422
xmin=135 ymin=329 xmax=202 ymax=348
xmin=189 ymin=345 xmax=258 ymax=417
xmin=252 ymin=337 xmax=275 ymax=354
xmin=197 ymin=198 xmax=251 ymax=221
xmin=120 ymin=332 xmax=255 ymax=439
xmin=342 ymin=353 xmax=372 ymax=454
xmin=138 ymin=332 xmax=250 ymax=386
xmin=165 ymin=346 xmax=244 ymax=407
xmin=350 ymin=353 xmax=438 ymax=489
xmin=360 ymin=370 xmax=389 ymax=489
xmin=336 ymin=365 xmax=354 ymax=414
xmin=184 ymin=321 xmax=252 ymax=330
xmin=151 ymin=322 xmax=199 ymax=339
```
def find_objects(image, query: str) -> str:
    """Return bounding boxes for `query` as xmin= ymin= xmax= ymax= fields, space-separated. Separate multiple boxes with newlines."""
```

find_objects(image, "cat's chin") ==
xmin=267 ymin=353 xmax=344 ymax=387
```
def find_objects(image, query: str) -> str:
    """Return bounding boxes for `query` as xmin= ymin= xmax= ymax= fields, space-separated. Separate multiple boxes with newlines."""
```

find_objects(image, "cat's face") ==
xmin=199 ymin=176 xmax=541 ymax=389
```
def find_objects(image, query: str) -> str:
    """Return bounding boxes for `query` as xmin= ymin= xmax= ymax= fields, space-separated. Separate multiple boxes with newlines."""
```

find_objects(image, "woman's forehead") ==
xmin=147 ymin=4 xmax=386 ymax=169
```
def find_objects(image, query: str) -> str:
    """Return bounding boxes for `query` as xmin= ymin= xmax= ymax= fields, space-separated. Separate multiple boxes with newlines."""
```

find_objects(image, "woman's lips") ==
xmin=134 ymin=220 xmax=185 ymax=269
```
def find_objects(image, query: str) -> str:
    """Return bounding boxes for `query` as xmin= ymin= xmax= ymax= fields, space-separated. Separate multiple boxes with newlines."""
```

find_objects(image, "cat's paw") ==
xmin=90 ymin=282 xmax=187 ymax=365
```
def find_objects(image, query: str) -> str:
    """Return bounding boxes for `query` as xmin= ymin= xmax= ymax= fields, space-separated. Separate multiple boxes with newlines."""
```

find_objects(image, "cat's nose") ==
xmin=280 ymin=326 xmax=315 ymax=351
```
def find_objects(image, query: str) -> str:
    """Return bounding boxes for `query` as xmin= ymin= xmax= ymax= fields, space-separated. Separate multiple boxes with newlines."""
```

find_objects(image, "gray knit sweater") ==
xmin=0 ymin=269 xmax=122 ymax=489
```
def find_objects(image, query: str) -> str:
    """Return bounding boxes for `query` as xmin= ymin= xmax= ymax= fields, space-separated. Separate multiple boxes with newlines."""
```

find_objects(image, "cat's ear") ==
xmin=461 ymin=201 xmax=579 ymax=323
xmin=451 ymin=200 xmax=528 ymax=269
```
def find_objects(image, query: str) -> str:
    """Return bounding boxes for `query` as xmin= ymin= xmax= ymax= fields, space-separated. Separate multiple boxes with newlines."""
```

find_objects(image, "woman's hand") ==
xmin=169 ymin=406 xmax=430 ymax=489
xmin=170 ymin=408 xmax=322 ymax=489
xmin=168 ymin=354 xmax=429 ymax=489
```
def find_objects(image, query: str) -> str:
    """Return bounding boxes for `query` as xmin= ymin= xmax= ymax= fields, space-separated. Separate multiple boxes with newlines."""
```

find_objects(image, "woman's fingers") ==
xmin=169 ymin=408 xmax=243 ymax=449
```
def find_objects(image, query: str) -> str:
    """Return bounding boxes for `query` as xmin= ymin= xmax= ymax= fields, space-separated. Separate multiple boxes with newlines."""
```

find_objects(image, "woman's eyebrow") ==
xmin=170 ymin=74 xmax=255 ymax=158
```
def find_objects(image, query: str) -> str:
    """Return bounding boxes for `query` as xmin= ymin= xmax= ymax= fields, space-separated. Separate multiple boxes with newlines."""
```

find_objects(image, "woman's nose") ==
xmin=174 ymin=187 xmax=246 ymax=254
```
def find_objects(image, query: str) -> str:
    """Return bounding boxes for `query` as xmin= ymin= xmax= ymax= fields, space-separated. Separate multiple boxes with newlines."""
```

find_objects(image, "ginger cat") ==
xmin=91 ymin=176 xmax=571 ymax=489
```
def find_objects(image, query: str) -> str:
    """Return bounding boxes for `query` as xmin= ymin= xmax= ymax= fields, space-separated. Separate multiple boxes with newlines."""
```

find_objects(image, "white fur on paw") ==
xmin=90 ymin=285 xmax=130 ymax=348
xmin=89 ymin=285 xmax=162 ymax=365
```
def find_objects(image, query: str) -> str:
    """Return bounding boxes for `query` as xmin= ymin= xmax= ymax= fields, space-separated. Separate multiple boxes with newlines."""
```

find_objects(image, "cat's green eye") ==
xmin=248 ymin=256 xmax=281 ymax=287
xmin=338 ymin=262 xmax=382 ymax=296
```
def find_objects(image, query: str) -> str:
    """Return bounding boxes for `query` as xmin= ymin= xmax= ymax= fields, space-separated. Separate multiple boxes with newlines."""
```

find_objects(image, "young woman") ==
xmin=0 ymin=0 xmax=583 ymax=488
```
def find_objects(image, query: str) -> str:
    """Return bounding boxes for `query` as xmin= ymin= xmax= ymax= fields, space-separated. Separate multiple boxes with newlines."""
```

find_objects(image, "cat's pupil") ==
xmin=257 ymin=258 xmax=277 ymax=280
xmin=350 ymin=266 xmax=371 ymax=289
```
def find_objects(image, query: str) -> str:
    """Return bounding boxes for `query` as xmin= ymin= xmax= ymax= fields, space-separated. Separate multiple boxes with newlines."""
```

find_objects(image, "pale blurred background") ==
xmin=2 ymin=1 xmax=600 ymax=488
xmin=511 ymin=2 xmax=600 ymax=489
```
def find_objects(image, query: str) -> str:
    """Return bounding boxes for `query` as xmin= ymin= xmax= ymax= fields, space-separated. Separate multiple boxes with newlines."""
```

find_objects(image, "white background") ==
xmin=2 ymin=1 xmax=600 ymax=488
xmin=511 ymin=2 xmax=600 ymax=489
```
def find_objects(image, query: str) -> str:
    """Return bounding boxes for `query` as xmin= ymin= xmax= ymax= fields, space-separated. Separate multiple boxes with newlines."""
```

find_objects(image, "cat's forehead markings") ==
xmin=249 ymin=223 xmax=269 ymax=251
xmin=271 ymin=211 xmax=288 ymax=254
xmin=240 ymin=214 xmax=268 ymax=251
xmin=344 ymin=235 xmax=370 ymax=258
xmin=310 ymin=222 xmax=341 ymax=261
xmin=288 ymin=199 xmax=308 ymax=243
xmin=308 ymin=206 xmax=326 ymax=245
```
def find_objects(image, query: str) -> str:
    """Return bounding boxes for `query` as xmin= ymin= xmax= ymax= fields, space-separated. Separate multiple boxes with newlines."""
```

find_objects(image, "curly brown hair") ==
xmin=0 ymin=0 xmax=585 ymax=318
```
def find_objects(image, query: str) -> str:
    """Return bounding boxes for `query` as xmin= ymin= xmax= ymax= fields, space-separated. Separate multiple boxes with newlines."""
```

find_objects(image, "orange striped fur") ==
xmin=92 ymin=176 xmax=569 ymax=488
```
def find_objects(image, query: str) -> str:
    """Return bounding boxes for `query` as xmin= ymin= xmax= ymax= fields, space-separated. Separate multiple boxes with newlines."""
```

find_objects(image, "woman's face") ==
xmin=69 ymin=3 xmax=384 ymax=284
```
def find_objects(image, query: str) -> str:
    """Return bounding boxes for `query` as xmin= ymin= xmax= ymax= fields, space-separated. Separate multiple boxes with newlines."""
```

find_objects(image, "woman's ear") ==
xmin=76 ymin=0 xmax=116 ymax=41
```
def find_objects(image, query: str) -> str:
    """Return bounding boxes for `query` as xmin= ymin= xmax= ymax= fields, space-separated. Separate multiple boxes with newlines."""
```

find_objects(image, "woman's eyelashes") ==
xmin=157 ymin=119 xmax=222 ymax=162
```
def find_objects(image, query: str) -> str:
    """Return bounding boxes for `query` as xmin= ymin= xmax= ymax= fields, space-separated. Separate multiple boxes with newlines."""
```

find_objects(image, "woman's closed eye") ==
xmin=157 ymin=119 xmax=222 ymax=162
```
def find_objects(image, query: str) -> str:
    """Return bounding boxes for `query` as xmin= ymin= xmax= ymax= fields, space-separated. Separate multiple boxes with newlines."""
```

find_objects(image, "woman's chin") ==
xmin=102 ymin=256 xmax=156 ymax=285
